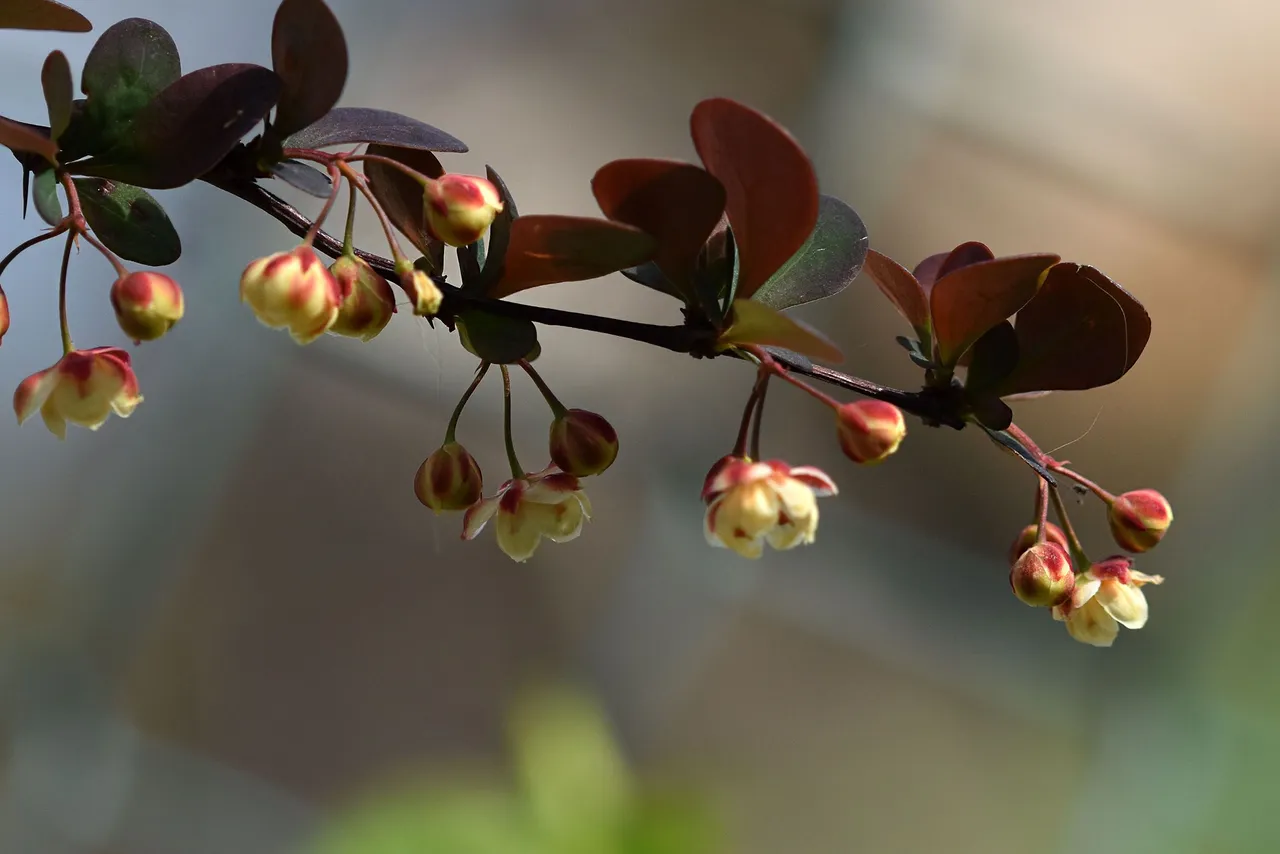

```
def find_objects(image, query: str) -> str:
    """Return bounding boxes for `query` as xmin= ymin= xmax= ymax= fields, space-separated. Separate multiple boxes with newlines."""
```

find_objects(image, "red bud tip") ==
xmin=835 ymin=400 xmax=906 ymax=464
xmin=414 ymin=442 xmax=484 ymax=513
xmin=1108 ymin=489 xmax=1173 ymax=553
xmin=1007 ymin=521 xmax=1069 ymax=566
xmin=1009 ymin=542 xmax=1075 ymax=608
xmin=110 ymin=271 xmax=185 ymax=343
xmin=423 ymin=174 xmax=504 ymax=248
xmin=549 ymin=409 xmax=619 ymax=477
xmin=0 ymin=283 xmax=9 ymax=346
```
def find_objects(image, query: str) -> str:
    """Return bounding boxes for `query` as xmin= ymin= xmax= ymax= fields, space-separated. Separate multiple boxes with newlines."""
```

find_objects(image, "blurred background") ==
xmin=2 ymin=0 xmax=1279 ymax=851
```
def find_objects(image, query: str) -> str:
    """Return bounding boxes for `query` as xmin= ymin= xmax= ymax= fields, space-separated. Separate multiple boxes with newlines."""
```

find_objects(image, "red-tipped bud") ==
xmin=0 ymin=283 xmax=9 ymax=345
xmin=549 ymin=409 xmax=619 ymax=477
xmin=109 ymin=271 xmax=184 ymax=343
xmin=835 ymin=400 xmax=906 ymax=464
xmin=1009 ymin=542 xmax=1075 ymax=608
xmin=424 ymin=174 xmax=504 ymax=247
xmin=1007 ymin=522 xmax=1070 ymax=566
xmin=1108 ymin=489 xmax=1173 ymax=553
xmin=397 ymin=266 xmax=443 ymax=317
xmin=13 ymin=347 xmax=143 ymax=439
xmin=240 ymin=246 xmax=346 ymax=344
xmin=414 ymin=442 xmax=484 ymax=513
xmin=328 ymin=255 xmax=396 ymax=341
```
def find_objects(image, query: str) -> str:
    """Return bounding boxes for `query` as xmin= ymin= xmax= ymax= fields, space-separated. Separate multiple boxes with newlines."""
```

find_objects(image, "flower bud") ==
xmin=1108 ymin=489 xmax=1173 ymax=553
xmin=424 ymin=174 xmax=504 ymax=247
xmin=399 ymin=267 xmax=443 ymax=317
xmin=414 ymin=442 xmax=484 ymax=513
xmin=0 ymin=283 xmax=9 ymax=346
xmin=328 ymin=255 xmax=396 ymax=341
xmin=1007 ymin=522 xmax=1069 ymax=566
xmin=240 ymin=245 xmax=345 ymax=344
xmin=109 ymin=271 xmax=184 ymax=343
xmin=835 ymin=400 xmax=906 ymax=464
xmin=1009 ymin=542 xmax=1075 ymax=608
xmin=549 ymin=409 xmax=619 ymax=477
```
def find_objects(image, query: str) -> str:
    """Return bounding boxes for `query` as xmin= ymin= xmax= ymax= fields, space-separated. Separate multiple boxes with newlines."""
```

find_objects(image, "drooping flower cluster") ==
xmin=701 ymin=456 xmax=838 ymax=558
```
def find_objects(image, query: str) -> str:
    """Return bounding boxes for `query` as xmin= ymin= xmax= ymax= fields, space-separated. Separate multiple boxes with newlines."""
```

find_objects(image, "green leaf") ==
xmin=284 ymin=107 xmax=466 ymax=152
xmin=269 ymin=159 xmax=332 ymax=197
xmin=690 ymin=98 xmax=818 ymax=300
xmin=489 ymin=216 xmax=656 ymax=299
xmin=33 ymin=168 xmax=62 ymax=226
xmin=894 ymin=335 xmax=934 ymax=369
xmin=591 ymin=157 xmax=725 ymax=300
xmin=752 ymin=194 xmax=868 ymax=311
xmin=74 ymin=177 xmax=181 ymax=265
xmin=457 ymin=239 xmax=484 ymax=287
xmin=980 ymin=425 xmax=1056 ymax=484
xmin=929 ymin=252 xmax=1059 ymax=367
xmin=717 ymin=298 xmax=843 ymax=363
xmin=80 ymin=18 xmax=181 ymax=153
xmin=473 ymin=166 xmax=518 ymax=293
xmin=41 ymin=51 xmax=73 ymax=143
xmin=0 ymin=116 xmax=57 ymax=164
xmin=619 ymin=262 xmax=683 ymax=300
xmin=363 ymin=144 xmax=442 ymax=255
xmin=989 ymin=264 xmax=1152 ymax=396
xmin=270 ymin=0 xmax=348 ymax=137
xmin=74 ymin=63 xmax=282 ymax=189
xmin=0 ymin=0 xmax=91 ymax=33
xmin=456 ymin=311 xmax=539 ymax=364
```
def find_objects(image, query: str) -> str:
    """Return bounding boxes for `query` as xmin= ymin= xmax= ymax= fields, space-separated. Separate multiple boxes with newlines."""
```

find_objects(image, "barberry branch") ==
xmin=203 ymin=174 xmax=969 ymax=429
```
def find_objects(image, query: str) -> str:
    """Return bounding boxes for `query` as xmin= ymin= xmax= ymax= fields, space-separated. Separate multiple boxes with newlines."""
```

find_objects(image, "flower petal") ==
xmin=39 ymin=402 xmax=67 ymax=440
xmin=461 ymin=496 xmax=500 ymax=540
xmin=13 ymin=366 xmax=58 ymax=425
xmin=704 ymin=498 xmax=727 ymax=548
xmin=495 ymin=506 xmax=545 ymax=562
xmin=787 ymin=465 xmax=838 ymax=497
xmin=1096 ymin=579 xmax=1150 ymax=630
xmin=1065 ymin=598 xmax=1120 ymax=647
xmin=523 ymin=474 xmax=583 ymax=504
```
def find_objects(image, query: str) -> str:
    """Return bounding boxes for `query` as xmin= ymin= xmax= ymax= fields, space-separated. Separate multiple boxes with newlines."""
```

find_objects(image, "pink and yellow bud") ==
xmin=414 ymin=442 xmax=484 ymax=513
xmin=702 ymin=457 xmax=838 ymax=558
xmin=1108 ymin=489 xmax=1173 ymax=553
xmin=462 ymin=465 xmax=592 ymax=562
xmin=13 ymin=346 xmax=142 ymax=439
xmin=835 ymin=400 xmax=906 ymax=465
xmin=0 ymin=284 xmax=9 ymax=345
xmin=240 ymin=245 xmax=346 ymax=344
xmin=549 ymin=409 xmax=619 ymax=477
xmin=1007 ymin=522 xmax=1070 ymax=566
xmin=1051 ymin=555 xmax=1164 ymax=647
xmin=109 ymin=271 xmax=184 ymax=343
xmin=398 ymin=267 xmax=444 ymax=317
xmin=1009 ymin=542 xmax=1074 ymax=607
xmin=424 ymin=174 xmax=504 ymax=247
xmin=328 ymin=255 xmax=396 ymax=341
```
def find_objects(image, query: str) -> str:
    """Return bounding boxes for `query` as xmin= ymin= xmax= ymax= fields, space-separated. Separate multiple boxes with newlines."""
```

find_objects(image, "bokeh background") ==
xmin=2 ymin=0 xmax=1279 ymax=851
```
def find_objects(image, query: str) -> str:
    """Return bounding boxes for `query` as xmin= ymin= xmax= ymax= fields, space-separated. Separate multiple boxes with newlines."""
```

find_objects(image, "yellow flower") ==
xmin=701 ymin=456 xmax=838 ymax=559
xmin=462 ymin=465 xmax=591 ymax=562
xmin=1052 ymin=556 xmax=1163 ymax=647
xmin=13 ymin=347 xmax=143 ymax=439
xmin=240 ymin=245 xmax=346 ymax=343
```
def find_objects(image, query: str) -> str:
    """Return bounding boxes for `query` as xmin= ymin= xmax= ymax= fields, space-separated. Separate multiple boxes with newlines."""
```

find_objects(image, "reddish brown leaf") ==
xmin=863 ymin=249 xmax=929 ymax=335
xmin=363 ymin=144 xmax=443 ymax=256
xmin=912 ymin=252 xmax=947 ymax=292
xmin=689 ymin=98 xmax=818 ymax=301
xmin=0 ymin=116 xmax=56 ymax=164
xmin=271 ymin=0 xmax=348 ymax=137
xmin=490 ymin=215 xmax=656 ymax=298
xmin=0 ymin=0 xmax=91 ymax=33
xmin=717 ymin=298 xmax=843 ymax=364
xmin=930 ymin=253 xmax=1059 ymax=366
xmin=591 ymin=158 xmax=725 ymax=292
xmin=991 ymin=264 xmax=1151 ymax=396
xmin=936 ymin=241 xmax=994 ymax=281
